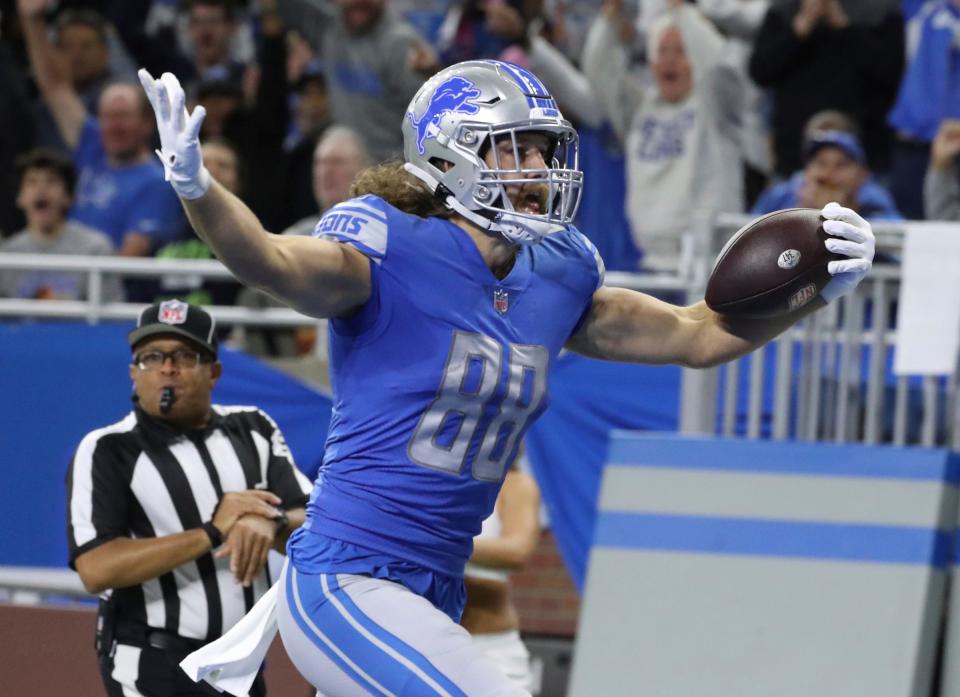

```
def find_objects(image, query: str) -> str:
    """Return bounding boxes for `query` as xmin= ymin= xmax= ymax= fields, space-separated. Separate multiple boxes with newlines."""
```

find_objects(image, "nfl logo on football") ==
xmin=493 ymin=288 xmax=509 ymax=315
xmin=788 ymin=283 xmax=817 ymax=311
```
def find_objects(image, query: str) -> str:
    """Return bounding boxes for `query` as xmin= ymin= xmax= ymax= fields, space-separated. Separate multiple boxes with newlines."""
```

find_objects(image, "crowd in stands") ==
xmin=2 ymin=0 xmax=960 ymax=352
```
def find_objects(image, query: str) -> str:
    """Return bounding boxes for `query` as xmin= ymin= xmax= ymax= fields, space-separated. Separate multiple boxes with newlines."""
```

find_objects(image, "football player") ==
xmin=140 ymin=60 xmax=874 ymax=696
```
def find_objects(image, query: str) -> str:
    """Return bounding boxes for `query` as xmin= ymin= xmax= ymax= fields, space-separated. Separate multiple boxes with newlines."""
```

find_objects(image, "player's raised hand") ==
xmin=138 ymin=69 xmax=211 ymax=200
xmin=819 ymin=202 xmax=875 ymax=303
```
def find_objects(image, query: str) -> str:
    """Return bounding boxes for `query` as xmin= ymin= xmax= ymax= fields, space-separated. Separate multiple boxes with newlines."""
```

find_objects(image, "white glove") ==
xmin=138 ymin=69 xmax=211 ymax=200
xmin=819 ymin=201 xmax=875 ymax=303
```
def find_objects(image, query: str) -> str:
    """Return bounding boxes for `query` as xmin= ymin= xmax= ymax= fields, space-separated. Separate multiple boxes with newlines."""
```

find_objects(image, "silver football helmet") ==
xmin=403 ymin=60 xmax=583 ymax=245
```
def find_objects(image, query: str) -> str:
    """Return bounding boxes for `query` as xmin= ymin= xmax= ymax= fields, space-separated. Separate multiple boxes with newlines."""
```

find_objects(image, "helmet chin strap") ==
xmin=403 ymin=163 xmax=562 ymax=246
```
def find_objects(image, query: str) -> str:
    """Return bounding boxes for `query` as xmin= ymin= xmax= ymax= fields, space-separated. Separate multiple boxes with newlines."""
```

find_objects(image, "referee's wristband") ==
xmin=273 ymin=508 xmax=289 ymax=536
xmin=202 ymin=522 xmax=223 ymax=548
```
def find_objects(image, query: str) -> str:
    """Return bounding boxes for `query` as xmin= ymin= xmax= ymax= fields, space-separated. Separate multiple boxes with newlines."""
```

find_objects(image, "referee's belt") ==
xmin=115 ymin=621 xmax=207 ymax=656
xmin=145 ymin=629 xmax=207 ymax=656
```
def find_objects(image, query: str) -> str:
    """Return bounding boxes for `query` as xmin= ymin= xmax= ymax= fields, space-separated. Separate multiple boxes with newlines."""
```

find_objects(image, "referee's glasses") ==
xmin=134 ymin=349 xmax=209 ymax=371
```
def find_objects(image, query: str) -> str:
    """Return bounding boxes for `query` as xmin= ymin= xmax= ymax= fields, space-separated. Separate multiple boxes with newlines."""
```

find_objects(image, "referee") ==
xmin=67 ymin=299 xmax=312 ymax=697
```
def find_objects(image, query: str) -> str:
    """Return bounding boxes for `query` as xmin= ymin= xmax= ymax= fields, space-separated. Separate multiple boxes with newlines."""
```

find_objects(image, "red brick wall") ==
xmin=512 ymin=530 xmax=581 ymax=637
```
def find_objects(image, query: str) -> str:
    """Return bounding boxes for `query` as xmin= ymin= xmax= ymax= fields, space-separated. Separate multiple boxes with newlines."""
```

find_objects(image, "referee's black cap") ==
xmin=128 ymin=299 xmax=218 ymax=357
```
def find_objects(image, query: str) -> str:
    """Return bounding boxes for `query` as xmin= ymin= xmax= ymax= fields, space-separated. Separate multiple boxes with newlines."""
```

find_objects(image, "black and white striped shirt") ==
xmin=67 ymin=405 xmax=313 ymax=642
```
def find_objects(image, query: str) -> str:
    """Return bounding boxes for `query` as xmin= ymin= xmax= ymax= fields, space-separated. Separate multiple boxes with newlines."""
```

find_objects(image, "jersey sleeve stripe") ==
xmin=335 ymin=201 xmax=388 ymax=223
xmin=310 ymin=196 xmax=391 ymax=259
xmin=316 ymin=226 xmax=387 ymax=264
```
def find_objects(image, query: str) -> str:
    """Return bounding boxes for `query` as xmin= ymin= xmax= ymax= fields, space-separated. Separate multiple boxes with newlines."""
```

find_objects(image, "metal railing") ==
xmin=0 ymin=253 xmax=692 ymax=363
xmin=0 ymin=566 xmax=90 ymax=605
xmin=0 ymin=255 xmax=317 ymax=325
xmin=1 ymin=219 xmax=956 ymax=448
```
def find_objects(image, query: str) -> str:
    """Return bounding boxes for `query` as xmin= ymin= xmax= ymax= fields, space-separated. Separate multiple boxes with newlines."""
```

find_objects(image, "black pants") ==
xmin=100 ymin=643 xmax=266 ymax=697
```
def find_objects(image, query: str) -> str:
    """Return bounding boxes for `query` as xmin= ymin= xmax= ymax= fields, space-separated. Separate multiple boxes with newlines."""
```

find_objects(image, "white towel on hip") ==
xmin=180 ymin=582 xmax=280 ymax=696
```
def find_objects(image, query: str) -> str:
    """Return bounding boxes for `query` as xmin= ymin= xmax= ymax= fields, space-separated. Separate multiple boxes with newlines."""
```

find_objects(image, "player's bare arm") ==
xmin=179 ymin=180 xmax=371 ymax=318
xmin=567 ymin=288 xmax=824 ymax=368
xmin=568 ymin=202 xmax=874 ymax=367
xmin=138 ymin=69 xmax=371 ymax=319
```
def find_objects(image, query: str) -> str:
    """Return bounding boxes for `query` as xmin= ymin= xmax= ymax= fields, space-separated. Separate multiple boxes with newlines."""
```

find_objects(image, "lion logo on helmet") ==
xmin=407 ymin=76 xmax=482 ymax=156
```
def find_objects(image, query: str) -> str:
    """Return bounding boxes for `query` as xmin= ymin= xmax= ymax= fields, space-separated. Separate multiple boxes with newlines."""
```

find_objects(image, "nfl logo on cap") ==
xmin=159 ymin=299 xmax=188 ymax=325
xmin=129 ymin=299 xmax=218 ymax=357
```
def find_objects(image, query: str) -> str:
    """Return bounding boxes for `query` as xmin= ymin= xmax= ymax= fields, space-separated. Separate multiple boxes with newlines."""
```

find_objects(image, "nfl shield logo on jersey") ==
xmin=159 ymin=299 xmax=189 ymax=325
xmin=493 ymin=288 xmax=509 ymax=315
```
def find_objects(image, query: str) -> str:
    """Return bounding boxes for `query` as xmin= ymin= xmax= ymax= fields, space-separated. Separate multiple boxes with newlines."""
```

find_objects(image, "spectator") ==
xmin=285 ymin=126 xmax=371 ymax=236
xmin=924 ymin=118 xmax=960 ymax=220
xmin=109 ymin=0 xmax=248 ymax=99
xmin=462 ymin=466 xmax=542 ymax=694
xmin=583 ymin=0 xmax=745 ymax=274
xmin=283 ymin=64 xmax=333 ymax=226
xmin=687 ymin=0 xmax=772 ymax=206
xmin=0 ymin=44 xmax=34 ymax=237
xmin=284 ymin=46 xmax=325 ymax=126
xmin=182 ymin=0 xmax=247 ymax=89
xmin=32 ymin=9 xmax=113 ymax=153
xmin=888 ymin=0 xmax=960 ymax=219
xmin=547 ymin=0 xmax=620 ymax=61
xmin=392 ymin=0 xmax=457 ymax=50
xmin=19 ymin=0 xmax=183 ymax=256
xmin=67 ymin=300 xmax=311 ymax=697
xmin=239 ymin=127 xmax=371 ymax=357
xmin=0 ymin=149 xmax=122 ymax=301
xmin=435 ymin=0 xmax=530 ymax=65
xmin=752 ymin=127 xmax=902 ymax=220
xmin=193 ymin=1 xmax=290 ymax=231
xmin=277 ymin=0 xmax=438 ymax=163
xmin=290 ymin=61 xmax=330 ymax=143
xmin=477 ymin=4 xmax=639 ymax=270
xmin=749 ymin=0 xmax=904 ymax=178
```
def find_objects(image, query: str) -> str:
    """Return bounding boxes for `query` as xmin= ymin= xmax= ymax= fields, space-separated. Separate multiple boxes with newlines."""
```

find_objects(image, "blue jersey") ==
xmin=294 ymin=195 xmax=604 ymax=576
xmin=70 ymin=118 xmax=184 ymax=249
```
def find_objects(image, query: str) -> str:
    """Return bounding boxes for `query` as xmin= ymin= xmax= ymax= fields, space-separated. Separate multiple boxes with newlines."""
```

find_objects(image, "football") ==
xmin=705 ymin=208 xmax=838 ymax=319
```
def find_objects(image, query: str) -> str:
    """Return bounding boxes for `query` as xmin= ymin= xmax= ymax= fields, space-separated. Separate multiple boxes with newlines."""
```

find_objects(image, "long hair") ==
xmin=349 ymin=162 xmax=455 ymax=220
